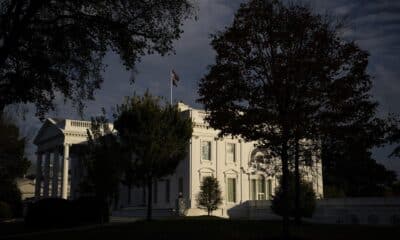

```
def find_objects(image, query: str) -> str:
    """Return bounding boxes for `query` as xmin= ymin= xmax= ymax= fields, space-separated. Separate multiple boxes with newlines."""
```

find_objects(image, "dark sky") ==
xmin=16 ymin=0 xmax=400 ymax=175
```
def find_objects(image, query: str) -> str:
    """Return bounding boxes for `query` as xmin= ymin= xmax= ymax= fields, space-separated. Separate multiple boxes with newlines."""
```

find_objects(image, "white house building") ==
xmin=33 ymin=103 xmax=323 ymax=217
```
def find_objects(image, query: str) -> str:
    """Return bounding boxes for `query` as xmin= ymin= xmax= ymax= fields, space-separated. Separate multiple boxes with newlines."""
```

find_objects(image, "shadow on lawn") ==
xmin=1 ymin=216 xmax=400 ymax=240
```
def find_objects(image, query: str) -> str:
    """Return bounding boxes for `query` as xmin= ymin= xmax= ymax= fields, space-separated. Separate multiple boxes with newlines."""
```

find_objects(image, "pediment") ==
xmin=198 ymin=167 xmax=215 ymax=174
xmin=223 ymin=169 xmax=239 ymax=176
xmin=33 ymin=119 xmax=64 ymax=145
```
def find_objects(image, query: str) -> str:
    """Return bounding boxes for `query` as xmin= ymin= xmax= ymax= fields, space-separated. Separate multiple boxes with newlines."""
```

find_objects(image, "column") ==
xmin=239 ymin=140 xmax=243 ymax=203
xmin=52 ymin=149 xmax=60 ymax=197
xmin=61 ymin=144 xmax=70 ymax=199
xmin=43 ymin=152 xmax=51 ymax=197
xmin=34 ymin=153 xmax=43 ymax=198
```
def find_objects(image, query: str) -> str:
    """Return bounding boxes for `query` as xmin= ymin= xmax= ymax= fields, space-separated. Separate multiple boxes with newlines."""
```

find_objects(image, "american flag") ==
xmin=171 ymin=69 xmax=180 ymax=87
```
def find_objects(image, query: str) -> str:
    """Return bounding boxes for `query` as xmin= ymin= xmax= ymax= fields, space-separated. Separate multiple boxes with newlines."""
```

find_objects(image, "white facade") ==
xmin=33 ymin=118 xmax=113 ymax=200
xmin=34 ymin=103 xmax=323 ymax=217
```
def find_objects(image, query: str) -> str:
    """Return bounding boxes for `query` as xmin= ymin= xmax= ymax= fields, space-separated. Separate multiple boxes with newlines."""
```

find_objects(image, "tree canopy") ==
xmin=196 ymin=176 xmax=222 ymax=216
xmin=0 ymin=0 xmax=195 ymax=117
xmin=0 ymin=113 xmax=30 ymax=182
xmin=114 ymin=92 xmax=192 ymax=220
xmin=322 ymin=117 xmax=397 ymax=197
xmin=388 ymin=116 xmax=400 ymax=159
xmin=198 ymin=0 xmax=383 ymax=234
xmin=82 ymin=115 xmax=124 ymax=206
xmin=0 ymin=112 xmax=30 ymax=217
xmin=272 ymin=173 xmax=316 ymax=218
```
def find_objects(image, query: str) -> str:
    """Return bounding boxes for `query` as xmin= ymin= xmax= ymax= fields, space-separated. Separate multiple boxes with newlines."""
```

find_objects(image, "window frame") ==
xmin=227 ymin=177 xmax=237 ymax=203
xmin=178 ymin=177 xmax=183 ymax=195
xmin=226 ymin=142 xmax=236 ymax=163
xmin=201 ymin=140 xmax=212 ymax=161
xmin=250 ymin=175 xmax=269 ymax=200
xmin=267 ymin=179 xmax=273 ymax=200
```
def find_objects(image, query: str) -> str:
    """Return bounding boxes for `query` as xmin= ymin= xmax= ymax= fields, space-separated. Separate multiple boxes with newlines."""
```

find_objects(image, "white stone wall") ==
xmin=227 ymin=198 xmax=400 ymax=225
xmin=123 ymin=104 xmax=324 ymax=217
xmin=35 ymin=105 xmax=324 ymax=215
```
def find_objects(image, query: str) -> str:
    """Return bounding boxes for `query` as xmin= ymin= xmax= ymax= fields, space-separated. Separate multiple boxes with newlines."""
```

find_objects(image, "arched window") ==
xmin=249 ymin=148 xmax=280 ymax=176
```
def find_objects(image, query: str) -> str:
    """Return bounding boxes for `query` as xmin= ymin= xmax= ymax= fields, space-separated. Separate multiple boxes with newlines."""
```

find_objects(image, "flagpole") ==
xmin=170 ymin=71 xmax=173 ymax=105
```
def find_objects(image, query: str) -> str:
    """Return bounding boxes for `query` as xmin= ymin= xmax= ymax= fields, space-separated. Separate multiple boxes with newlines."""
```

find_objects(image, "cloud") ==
xmin=16 ymin=0 xmax=400 ymax=175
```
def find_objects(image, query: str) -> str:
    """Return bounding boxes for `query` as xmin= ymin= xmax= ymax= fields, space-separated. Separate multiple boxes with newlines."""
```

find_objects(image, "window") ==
xmin=227 ymin=143 xmax=236 ymax=162
xmin=227 ymin=178 xmax=236 ymax=203
xmin=251 ymin=176 xmax=269 ymax=200
xmin=153 ymin=181 xmax=158 ymax=203
xmin=251 ymin=179 xmax=257 ymax=200
xmin=165 ymin=179 xmax=170 ymax=203
xmin=258 ymin=177 xmax=266 ymax=200
xmin=178 ymin=177 xmax=183 ymax=194
xmin=201 ymin=141 xmax=211 ymax=161
xmin=267 ymin=179 xmax=273 ymax=200
xmin=303 ymin=149 xmax=313 ymax=166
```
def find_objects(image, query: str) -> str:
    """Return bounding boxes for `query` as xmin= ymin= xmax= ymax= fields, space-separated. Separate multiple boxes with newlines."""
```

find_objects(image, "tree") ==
xmin=0 ymin=0 xmax=195 ymax=117
xmin=320 ymin=100 xmax=397 ymax=197
xmin=196 ymin=176 xmax=222 ymax=216
xmin=0 ymin=113 xmax=30 ymax=181
xmin=198 ymin=0 xmax=375 ymax=235
xmin=121 ymin=161 xmax=135 ymax=205
xmin=0 ymin=112 xmax=30 ymax=217
xmin=114 ymin=92 xmax=192 ymax=220
xmin=388 ymin=116 xmax=400 ymax=159
xmin=271 ymin=173 xmax=316 ymax=218
xmin=81 ymin=115 xmax=124 ymax=222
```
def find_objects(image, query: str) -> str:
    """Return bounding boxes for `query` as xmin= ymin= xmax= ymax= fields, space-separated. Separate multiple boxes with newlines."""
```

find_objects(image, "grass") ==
xmin=1 ymin=216 xmax=400 ymax=240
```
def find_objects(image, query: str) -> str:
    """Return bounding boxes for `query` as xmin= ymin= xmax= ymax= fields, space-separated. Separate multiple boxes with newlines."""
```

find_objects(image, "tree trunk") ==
xmin=127 ymin=183 xmax=132 ymax=205
xmin=147 ymin=179 xmax=153 ymax=221
xmin=114 ymin=191 xmax=119 ymax=210
xmin=99 ymin=194 xmax=110 ymax=224
xmin=281 ymin=139 xmax=290 ymax=239
xmin=0 ymin=103 xmax=5 ymax=116
xmin=294 ymin=138 xmax=302 ymax=225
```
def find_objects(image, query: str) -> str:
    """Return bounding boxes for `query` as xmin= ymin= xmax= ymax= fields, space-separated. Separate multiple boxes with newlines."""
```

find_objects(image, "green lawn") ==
xmin=1 ymin=216 xmax=399 ymax=240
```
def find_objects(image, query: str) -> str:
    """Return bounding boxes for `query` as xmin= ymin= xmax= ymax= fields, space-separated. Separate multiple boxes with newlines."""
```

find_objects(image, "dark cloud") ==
xmin=17 ymin=0 xmax=400 ymax=174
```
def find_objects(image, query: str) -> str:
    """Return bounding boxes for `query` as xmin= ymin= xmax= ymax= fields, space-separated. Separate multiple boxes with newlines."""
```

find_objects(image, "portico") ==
xmin=33 ymin=118 xmax=107 ymax=199
xmin=34 ymin=145 xmax=69 ymax=199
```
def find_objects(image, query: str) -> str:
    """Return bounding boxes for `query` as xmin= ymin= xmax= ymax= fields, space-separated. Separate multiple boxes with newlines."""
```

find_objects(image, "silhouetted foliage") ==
xmin=73 ymin=196 xmax=110 ymax=224
xmin=388 ymin=116 xmax=400 ymax=159
xmin=81 ymin=115 xmax=124 ymax=222
xmin=0 ymin=181 xmax=22 ymax=217
xmin=0 ymin=201 xmax=12 ymax=219
xmin=321 ymin=117 xmax=397 ymax=197
xmin=114 ymin=92 xmax=192 ymax=220
xmin=196 ymin=176 xmax=222 ymax=216
xmin=323 ymin=185 xmax=346 ymax=198
xmin=0 ymin=0 xmax=195 ymax=117
xmin=272 ymin=174 xmax=316 ymax=218
xmin=198 ymin=0 xmax=382 ymax=234
xmin=391 ymin=181 xmax=400 ymax=196
xmin=0 ymin=114 xmax=30 ymax=181
xmin=24 ymin=197 xmax=109 ymax=228
xmin=0 ymin=113 xmax=29 ymax=217
xmin=25 ymin=198 xmax=74 ymax=228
